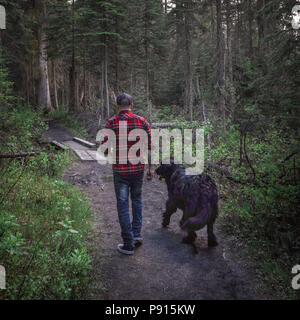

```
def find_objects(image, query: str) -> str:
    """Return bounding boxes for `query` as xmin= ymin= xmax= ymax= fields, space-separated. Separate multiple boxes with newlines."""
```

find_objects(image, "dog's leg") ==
xmin=162 ymin=199 xmax=177 ymax=227
xmin=179 ymin=209 xmax=189 ymax=227
xmin=207 ymin=203 xmax=218 ymax=247
xmin=182 ymin=229 xmax=198 ymax=254
xmin=180 ymin=200 xmax=198 ymax=246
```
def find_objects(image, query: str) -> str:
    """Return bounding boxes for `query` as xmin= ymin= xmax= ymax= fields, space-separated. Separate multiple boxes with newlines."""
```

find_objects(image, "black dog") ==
xmin=155 ymin=162 xmax=219 ymax=250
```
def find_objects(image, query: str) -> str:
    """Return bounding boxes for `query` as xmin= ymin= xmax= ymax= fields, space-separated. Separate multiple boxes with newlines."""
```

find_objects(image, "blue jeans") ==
xmin=113 ymin=172 xmax=144 ymax=247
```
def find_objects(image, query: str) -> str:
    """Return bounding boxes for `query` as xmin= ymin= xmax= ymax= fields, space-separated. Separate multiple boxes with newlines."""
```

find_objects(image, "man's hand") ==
xmin=146 ymin=169 xmax=154 ymax=181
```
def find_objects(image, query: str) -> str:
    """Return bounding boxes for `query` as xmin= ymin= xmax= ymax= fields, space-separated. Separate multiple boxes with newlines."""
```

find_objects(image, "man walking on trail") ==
xmin=101 ymin=93 xmax=153 ymax=255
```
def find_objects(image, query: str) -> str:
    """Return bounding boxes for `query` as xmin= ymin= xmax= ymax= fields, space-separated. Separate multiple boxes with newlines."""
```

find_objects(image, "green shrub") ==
xmin=209 ymin=125 xmax=300 ymax=298
xmin=0 ymin=167 xmax=92 ymax=299
xmin=0 ymin=54 xmax=93 ymax=299
xmin=157 ymin=106 xmax=173 ymax=121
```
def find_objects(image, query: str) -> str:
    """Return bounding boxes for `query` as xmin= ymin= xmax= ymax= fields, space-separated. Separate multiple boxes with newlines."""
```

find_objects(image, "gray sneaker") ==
xmin=117 ymin=244 xmax=134 ymax=255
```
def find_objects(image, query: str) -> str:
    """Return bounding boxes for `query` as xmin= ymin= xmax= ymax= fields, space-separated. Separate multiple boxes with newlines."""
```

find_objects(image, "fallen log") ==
xmin=151 ymin=122 xmax=178 ymax=128
xmin=73 ymin=137 xmax=96 ymax=148
xmin=41 ymin=118 xmax=54 ymax=123
xmin=0 ymin=152 xmax=41 ymax=159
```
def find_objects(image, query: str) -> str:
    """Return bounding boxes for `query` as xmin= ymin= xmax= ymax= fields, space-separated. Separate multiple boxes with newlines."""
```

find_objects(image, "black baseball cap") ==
xmin=116 ymin=93 xmax=133 ymax=106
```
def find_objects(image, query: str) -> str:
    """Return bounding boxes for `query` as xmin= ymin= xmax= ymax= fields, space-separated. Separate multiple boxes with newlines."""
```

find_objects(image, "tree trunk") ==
xmin=37 ymin=0 xmax=53 ymax=113
xmin=225 ymin=0 xmax=235 ymax=118
xmin=195 ymin=76 xmax=211 ymax=153
xmin=210 ymin=1 xmax=215 ymax=43
xmin=62 ymin=75 xmax=65 ymax=107
xmin=247 ymin=0 xmax=253 ymax=57
xmin=69 ymin=0 xmax=78 ymax=111
xmin=184 ymin=0 xmax=193 ymax=122
xmin=115 ymin=17 xmax=120 ymax=92
xmin=83 ymin=48 xmax=86 ymax=110
xmin=225 ymin=0 xmax=233 ymax=84
xmin=144 ymin=1 xmax=151 ymax=119
xmin=256 ymin=0 xmax=264 ymax=54
xmin=104 ymin=45 xmax=110 ymax=119
xmin=130 ymin=67 xmax=134 ymax=94
xmin=216 ymin=0 xmax=225 ymax=132
xmin=52 ymin=60 xmax=59 ymax=110
xmin=98 ymin=61 xmax=104 ymax=128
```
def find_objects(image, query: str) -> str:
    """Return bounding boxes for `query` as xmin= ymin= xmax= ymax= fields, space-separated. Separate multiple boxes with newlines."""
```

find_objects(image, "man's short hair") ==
xmin=116 ymin=93 xmax=133 ymax=106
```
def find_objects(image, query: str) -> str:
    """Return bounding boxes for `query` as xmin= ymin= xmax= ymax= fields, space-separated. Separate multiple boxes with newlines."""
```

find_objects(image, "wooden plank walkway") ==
xmin=51 ymin=140 xmax=69 ymax=150
xmin=73 ymin=137 xmax=96 ymax=148
xmin=73 ymin=149 xmax=95 ymax=161
xmin=63 ymin=140 xmax=106 ymax=162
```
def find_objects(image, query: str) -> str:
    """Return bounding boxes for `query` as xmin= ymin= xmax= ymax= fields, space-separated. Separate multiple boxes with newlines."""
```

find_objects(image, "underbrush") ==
xmin=208 ymin=125 xmax=300 ymax=299
xmin=0 ymin=107 xmax=92 ymax=299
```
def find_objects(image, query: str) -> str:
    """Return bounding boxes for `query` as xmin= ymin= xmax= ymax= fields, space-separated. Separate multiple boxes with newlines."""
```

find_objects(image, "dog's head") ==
xmin=155 ymin=163 xmax=174 ymax=180
xmin=155 ymin=159 xmax=182 ymax=183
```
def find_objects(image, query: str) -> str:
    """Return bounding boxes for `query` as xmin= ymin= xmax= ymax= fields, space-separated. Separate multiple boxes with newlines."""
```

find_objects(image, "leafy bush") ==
xmin=157 ymin=106 xmax=173 ymax=121
xmin=0 ymin=57 xmax=93 ymax=299
xmin=0 ymin=160 xmax=92 ymax=299
xmin=209 ymin=124 xmax=300 ymax=298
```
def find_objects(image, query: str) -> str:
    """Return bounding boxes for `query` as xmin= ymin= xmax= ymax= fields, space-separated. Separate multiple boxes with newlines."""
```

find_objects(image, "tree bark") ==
xmin=52 ymin=60 xmax=59 ymax=110
xmin=37 ymin=0 xmax=53 ymax=113
xmin=83 ymin=48 xmax=87 ymax=110
xmin=256 ymin=0 xmax=264 ymax=54
xmin=247 ymin=0 xmax=253 ymax=57
xmin=195 ymin=76 xmax=211 ymax=153
xmin=225 ymin=0 xmax=235 ymax=118
xmin=115 ymin=17 xmax=120 ymax=92
xmin=225 ymin=0 xmax=233 ymax=84
xmin=69 ymin=0 xmax=78 ymax=111
xmin=104 ymin=45 xmax=110 ymax=119
xmin=144 ymin=1 xmax=151 ymax=119
xmin=183 ymin=0 xmax=194 ymax=122
xmin=216 ymin=0 xmax=225 ymax=132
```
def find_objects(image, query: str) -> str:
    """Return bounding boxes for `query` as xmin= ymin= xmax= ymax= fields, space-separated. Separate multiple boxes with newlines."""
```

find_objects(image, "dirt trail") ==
xmin=48 ymin=122 xmax=267 ymax=300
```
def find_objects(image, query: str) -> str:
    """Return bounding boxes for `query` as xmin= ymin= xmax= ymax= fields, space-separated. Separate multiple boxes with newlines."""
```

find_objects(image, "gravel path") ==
xmin=47 ymin=122 xmax=266 ymax=300
xmin=63 ymin=161 xmax=265 ymax=300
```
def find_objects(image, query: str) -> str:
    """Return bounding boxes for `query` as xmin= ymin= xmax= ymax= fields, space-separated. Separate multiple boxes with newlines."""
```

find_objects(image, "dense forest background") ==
xmin=0 ymin=0 xmax=299 ymax=299
xmin=1 ymin=0 xmax=299 ymax=125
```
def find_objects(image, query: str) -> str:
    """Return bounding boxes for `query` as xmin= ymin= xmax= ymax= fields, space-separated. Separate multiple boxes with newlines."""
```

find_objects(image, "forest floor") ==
xmin=47 ymin=121 xmax=271 ymax=300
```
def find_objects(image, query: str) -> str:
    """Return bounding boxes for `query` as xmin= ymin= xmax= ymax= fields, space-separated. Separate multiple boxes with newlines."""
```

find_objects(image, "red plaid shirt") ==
xmin=101 ymin=110 xmax=152 ymax=175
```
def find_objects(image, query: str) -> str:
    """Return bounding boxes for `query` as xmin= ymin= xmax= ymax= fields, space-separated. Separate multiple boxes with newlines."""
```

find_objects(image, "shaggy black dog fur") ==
xmin=155 ymin=162 xmax=219 ymax=250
